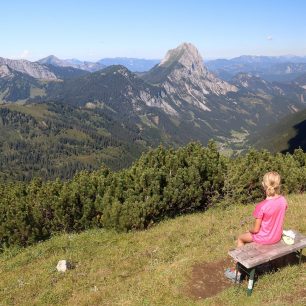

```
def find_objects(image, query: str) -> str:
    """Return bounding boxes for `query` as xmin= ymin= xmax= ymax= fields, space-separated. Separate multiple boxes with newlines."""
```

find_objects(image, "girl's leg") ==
xmin=225 ymin=232 xmax=253 ymax=281
xmin=237 ymin=232 xmax=253 ymax=248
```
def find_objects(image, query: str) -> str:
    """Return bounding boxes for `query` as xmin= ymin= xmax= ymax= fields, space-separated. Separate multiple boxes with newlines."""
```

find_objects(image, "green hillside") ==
xmin=249 ymin=108 xmax=306 ymax=153
xmin=0 ymin=193 xmax=305 ymax=305
xmin=0 ymin=103 xmax=149 ymax=181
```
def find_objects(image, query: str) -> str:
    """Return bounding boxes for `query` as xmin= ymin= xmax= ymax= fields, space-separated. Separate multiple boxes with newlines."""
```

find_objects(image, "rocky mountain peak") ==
xmin=150 ymin=43 xmax=237 ymax=96
xmin=159 ymin=42 xmax=207 ymax=74
xmin=38 ymin=55 xmax=62 ymax=66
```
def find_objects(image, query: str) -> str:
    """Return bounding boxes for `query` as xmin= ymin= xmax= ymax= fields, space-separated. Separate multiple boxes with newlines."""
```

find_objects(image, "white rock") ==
xmin=56 ymin=260 xmax=71 ymax=272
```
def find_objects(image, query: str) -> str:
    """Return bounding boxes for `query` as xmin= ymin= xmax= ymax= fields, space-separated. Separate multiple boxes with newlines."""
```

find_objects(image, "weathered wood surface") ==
xmin=228 ymin=231 xmax=306 ymax=269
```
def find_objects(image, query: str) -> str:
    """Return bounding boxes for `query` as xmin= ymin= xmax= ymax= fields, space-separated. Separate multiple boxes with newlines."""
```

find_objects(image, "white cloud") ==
xmin=266 ymin=35 xmax=273 ymax=41
xmin=12 ymin=50 xmax=31 ymax=59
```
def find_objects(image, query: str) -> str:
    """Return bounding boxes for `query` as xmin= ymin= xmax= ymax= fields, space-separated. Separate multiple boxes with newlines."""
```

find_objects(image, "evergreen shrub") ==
xmin=0 ymin=142 xmax=305 ymax=249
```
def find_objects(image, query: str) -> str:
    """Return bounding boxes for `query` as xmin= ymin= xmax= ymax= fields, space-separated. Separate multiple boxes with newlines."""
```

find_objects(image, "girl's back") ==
xmin=252 ymin=195 xmax=287 ymax=244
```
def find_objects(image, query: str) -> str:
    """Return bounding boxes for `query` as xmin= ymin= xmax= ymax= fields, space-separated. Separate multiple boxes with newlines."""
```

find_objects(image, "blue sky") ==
xmin=2 ymin=0 xmax=306 ymax=61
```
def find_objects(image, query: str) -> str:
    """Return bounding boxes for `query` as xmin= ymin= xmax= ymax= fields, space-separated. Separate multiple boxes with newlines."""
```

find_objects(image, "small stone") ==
xmin=56 ymin=260 xmax=72 ymax=272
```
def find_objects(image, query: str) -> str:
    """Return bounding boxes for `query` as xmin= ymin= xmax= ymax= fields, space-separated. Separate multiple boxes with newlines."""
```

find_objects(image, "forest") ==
xmin=0 ymin=103 xmax=147 ymax=181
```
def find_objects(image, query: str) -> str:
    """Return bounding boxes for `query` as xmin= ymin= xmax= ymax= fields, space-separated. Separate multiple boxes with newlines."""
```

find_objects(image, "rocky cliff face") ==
xmin=0 ymin=57 xmax=57 ymax=80
xmin=0 ymin=65 xmax=13 ymax=78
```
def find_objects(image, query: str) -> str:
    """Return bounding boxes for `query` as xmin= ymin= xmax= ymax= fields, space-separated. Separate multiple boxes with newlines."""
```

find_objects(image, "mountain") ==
xmin=294 ymin=73 xmax=306 ymax=88
xmin=142 ymin=42 xmax=237 ymax=102
xmin=42 ymin=44 xmax=243 ymax=145
xmin=0 ymin=57 xmax=57 ymax=80
xmin=98 ymin=57 xmax=160 ymax=72
xmin=37 ymin=55 xmax=105 ymax=72
xmin=37 ymin=55 xmax=158 ymax=72
xmin=42 ymin=43 xmax=305 ymax=150
xmin=0 ymin=65 xmax=88 ymax=104
xmin=36 ymin=55 xmax=64 ymax=66
xmin=0 ymin=65 xmax=47 ymax=103
xmin=44 ymin=64 xmax=89 ymax=79
xmin=42 ymin=43 xmax=306 ymax=142
xmin=1 ymin=43 xmax=306 ymax=181
xmin=230 ymin=72 xmax=306 ymax=122
xmin=207 ymin=56 xmax=306 ymax=82
xmin=231 ymin=73 xmax=276 ymax=93
xmin=46 ymin=65 xmax=174 ymax=114
xmin=44 ymin=65 xmax=190 ymax=144
xmin=231 ymin=72 xmax=305 ymax=97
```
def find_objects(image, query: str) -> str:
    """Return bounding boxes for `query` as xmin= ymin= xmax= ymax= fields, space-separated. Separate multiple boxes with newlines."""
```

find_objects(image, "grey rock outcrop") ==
xmin=0 ymin=64 xmax=13 ymax=78
xmin=0 ymin=57 xmax=57 ymax=80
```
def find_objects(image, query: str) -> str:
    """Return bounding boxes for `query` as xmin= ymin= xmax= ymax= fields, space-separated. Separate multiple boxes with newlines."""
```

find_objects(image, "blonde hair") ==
xmin=262 ymin=171 xmax=281 ymax=197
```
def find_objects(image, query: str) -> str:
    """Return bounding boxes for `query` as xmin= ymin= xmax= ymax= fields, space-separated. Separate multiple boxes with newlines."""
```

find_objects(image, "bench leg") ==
xmin=247 ymin=268 xmax=255 ymax=296
xmin=298 ymin=249 xmax=303 ymax=265
xmin=235 ymin=262 xmax=239 ymax=284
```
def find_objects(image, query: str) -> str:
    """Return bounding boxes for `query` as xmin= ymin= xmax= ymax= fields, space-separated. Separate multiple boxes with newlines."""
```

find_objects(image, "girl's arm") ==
xmin=249 ymin=218 xmax=262 ymax=234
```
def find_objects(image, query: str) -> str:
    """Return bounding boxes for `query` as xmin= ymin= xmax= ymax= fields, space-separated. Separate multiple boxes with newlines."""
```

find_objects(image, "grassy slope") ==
xmin=0 ymin=194 xmax=305 ymax=306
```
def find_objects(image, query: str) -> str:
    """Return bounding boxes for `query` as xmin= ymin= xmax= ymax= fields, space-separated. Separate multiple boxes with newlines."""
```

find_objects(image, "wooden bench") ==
xmin=228 ymin=231 xmax=306 ymax=296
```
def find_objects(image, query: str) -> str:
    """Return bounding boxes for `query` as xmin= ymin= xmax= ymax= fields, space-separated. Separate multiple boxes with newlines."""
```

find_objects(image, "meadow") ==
xmin=1 ymin=193 xmax=305 ymax=305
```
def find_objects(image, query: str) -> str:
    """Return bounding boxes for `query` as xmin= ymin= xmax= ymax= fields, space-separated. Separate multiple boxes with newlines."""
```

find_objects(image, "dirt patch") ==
xmin=184 ymin=252 xmax=305 ymax=300
xmin=184 ymin=257 xmax=233 ymax=300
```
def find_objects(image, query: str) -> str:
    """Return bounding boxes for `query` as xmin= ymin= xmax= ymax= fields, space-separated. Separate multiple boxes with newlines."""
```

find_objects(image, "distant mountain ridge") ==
xmin=206 ymin=55 xmax=306 ymax=82
xmin=37 ymin=55 xmax=105 ymax=72
xmin=37 ymin=55 xmax=159 ymax=72
xmin=1 ymin=52 xmax=306 ymax=80
xmin=98 ymin=58 xmax=160 ymax=72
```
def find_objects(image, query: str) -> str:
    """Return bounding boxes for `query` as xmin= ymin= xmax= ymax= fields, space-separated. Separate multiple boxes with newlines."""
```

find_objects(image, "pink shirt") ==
xmin=252 ymin=195 xmax=287 ymax=244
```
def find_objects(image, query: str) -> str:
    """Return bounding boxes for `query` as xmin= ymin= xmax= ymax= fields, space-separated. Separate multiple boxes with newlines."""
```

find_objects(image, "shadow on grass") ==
xmin=240 ymin=252 xmax=306 ymax=282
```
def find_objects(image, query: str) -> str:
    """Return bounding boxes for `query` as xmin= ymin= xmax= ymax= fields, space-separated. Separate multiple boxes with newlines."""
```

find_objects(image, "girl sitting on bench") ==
xmin=225 ymin=171 xmax=288 ymax=280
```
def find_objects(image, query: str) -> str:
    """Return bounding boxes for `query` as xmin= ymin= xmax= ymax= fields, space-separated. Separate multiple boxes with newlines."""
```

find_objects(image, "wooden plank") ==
xmin=228 ymin=231 xmax=306 ymax=269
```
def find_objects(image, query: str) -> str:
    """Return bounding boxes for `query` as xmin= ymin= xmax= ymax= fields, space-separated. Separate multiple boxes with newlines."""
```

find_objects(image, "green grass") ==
xmin=0 ymin=194 xmax=305 ymax=305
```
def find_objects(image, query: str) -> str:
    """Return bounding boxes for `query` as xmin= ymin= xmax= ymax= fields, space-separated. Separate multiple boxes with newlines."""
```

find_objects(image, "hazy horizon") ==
xmin=2 ymin=49 xmax=306 ymax=63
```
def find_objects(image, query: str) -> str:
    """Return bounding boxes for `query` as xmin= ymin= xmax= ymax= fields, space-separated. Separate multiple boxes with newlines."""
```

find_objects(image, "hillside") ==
xmin=249 ymin=108 xmax=306 ymax=153
xmin=0 ymin=103 xmax=150 ymax=181
xmin=0 ymin=68 xmax=47 ymax=103
xmin=0 ymin=193 xmax=305 ymax=305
